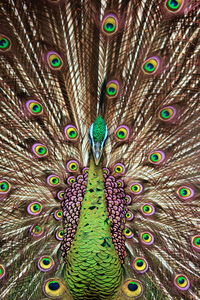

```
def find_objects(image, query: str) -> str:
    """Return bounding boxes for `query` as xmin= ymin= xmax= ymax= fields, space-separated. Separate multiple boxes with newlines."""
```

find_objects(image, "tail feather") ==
xmin=0 ymin=0 xmax=200 ymax=299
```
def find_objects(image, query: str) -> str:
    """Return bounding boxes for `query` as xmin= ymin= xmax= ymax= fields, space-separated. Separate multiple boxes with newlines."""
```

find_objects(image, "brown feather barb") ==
xmin=0 ymin=0 xmax=200 ymax=299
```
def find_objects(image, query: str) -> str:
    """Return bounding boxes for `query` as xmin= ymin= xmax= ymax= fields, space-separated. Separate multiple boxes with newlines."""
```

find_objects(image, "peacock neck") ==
xmin=78 ymin=156 xmax=110 ymax=228
xmin=64 ymin=156 xmax=123 ymax=300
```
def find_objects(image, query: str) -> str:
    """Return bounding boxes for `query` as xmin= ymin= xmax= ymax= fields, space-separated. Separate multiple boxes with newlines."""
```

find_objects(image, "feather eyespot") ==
xmin=38 ymin=256 xmax=55 ymax=272
xmin=142 ymin=56 xmax=160 ymax=75
xmin=165 ymin=0 xmax=184 ymax=13
xmin=46 ymin=51 xmax=63 ymax=70
xmin=131 ymin=257 xmax=149 ymax=274
xmin=125 ymin=210 xmax=134 ymax=221
xmin=174 ymin=274 xmax=190 ymax=291
xmin=176 ymin=186 xmax=195 ymax=200
xmin=54 ymin=210 xmax=63 ymax=220
xmin=82 ymin=167 xmax=89 ymax=174
xmin=148 ymin=150 xmax=166 ymax=164
xmin=124 ymin=227 xmax=134 ymax=239
xmin=158 ymin=106 xmax=177 ymax=121
xmin=0 ymin=34 xmax=11 ymax=52
xmin=113 ymin=163 xmax=126 ymax=176
xmin=56 ymin=229 xmax=64 ymax=240
xmin=116 ymin=179 xmax=124 ymax=187
xmin=102 ymin=14 xmax=119 ymax=36
xmin=103 ymin=167 xmax=110 ymax=175
xmin=191 ymin=235 xmax=200 ymax=251
xmin=122 ymin=279 xmax=144 ymax=298
xmin=32 ymin=143 xmax=48 ymax=158
xmin=27 ymin=202 xmax=43 ymax=216
xmin=66 ymin=160 xmax=79 ymax=173
xmin=26 ymin=100 xmax=43 ymax=116
xmin=0 ymin=265 xmax=6 ymax=279
xmin=43 ymin=278 xmax=66 ymax=298
xmin=106 ymin=80 xmax=120 ymax=98
xmin=125 ymin=194 xmax=132 ymax=205
xmin=57 ymin=190 xmax=65 ymax=200
xmin=114 ymin=125 xmax=130 ymax=142
xmin=130 ymin=182 xmax=143 ymax=195
xmin=140 ymin=203 xmax=155 ymax=216
xmin=30 ymin=224 xmax=44 ymax=237
xmin=0 ymin=180 xmax=11 ymax=195
xmin=140 ymin=232 xmax=154 ymax=245
xmin=67 ymin=176 xmax=76 ymax=185
xmin=64 ymin=125 xmax=78 ymax=141
xmin=46 ymin=175 xmax=60 ymax=187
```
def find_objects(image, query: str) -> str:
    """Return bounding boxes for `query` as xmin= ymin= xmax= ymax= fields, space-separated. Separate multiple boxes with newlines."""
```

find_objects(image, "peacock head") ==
xmin=89 ymin=115 xmax=108 ymax=165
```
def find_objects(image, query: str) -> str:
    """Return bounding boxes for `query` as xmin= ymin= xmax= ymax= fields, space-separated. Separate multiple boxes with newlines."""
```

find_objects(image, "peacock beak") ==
xmin=92 ymin=142 xmax=103 ymax=165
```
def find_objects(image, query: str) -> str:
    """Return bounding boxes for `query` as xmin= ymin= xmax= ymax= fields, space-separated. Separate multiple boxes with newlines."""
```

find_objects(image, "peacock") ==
xmin=0 ymin=0 xmax=199 ymax=299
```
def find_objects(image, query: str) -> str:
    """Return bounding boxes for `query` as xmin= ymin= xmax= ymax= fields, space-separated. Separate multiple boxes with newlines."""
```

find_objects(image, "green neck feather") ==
xmin=64 ymin=157 xmax=123 ymax=299
xmin=93 ymin=115 xmax=107 ymax=143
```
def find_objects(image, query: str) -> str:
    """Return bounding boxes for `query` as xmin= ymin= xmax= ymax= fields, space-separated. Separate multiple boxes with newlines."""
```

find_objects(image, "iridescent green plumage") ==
xmin=64 ymin=158 xmax=122 ymax=299
xmin=0 ymin=0 xmax=200 ymax=299
xmin=92 ymin=116 xmax=107 ymax=143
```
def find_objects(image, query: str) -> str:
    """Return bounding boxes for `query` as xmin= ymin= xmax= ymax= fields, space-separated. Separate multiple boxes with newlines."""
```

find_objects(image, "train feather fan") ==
xmin=0 ymin=0 xmax=199 ymax=299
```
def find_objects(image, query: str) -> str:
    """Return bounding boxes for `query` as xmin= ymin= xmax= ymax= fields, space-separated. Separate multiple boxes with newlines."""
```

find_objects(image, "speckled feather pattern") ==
xmin=0 ymin=0 xmax=200 ymax=299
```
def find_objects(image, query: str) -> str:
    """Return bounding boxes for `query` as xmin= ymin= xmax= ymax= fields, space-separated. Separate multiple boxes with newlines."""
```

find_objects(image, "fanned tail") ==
xmin=0 ymin=0 xmax=200 ymax=299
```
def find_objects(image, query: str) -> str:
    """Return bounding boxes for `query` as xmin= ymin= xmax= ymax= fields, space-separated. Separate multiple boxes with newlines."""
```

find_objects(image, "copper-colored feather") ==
xmin=0 ymin=0 xmax=199 ymax=299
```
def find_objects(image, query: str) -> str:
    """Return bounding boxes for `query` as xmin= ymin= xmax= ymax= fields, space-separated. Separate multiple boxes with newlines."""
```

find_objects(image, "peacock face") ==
xmin=89 ymin=115 xmax=108 ymax=165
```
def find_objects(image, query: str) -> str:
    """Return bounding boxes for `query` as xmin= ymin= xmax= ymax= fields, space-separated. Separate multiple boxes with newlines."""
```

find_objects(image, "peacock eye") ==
xmin=102 ymin=14 xmax=119 ymax=35
xmin=32 ymin=143 xmax=48 ymax=158
xmin=122 ymin=279 xmax=144 ymax=298
xmin=125 ymin=210 xmax=134 ymax=221
xmin=0 ymin=34 xmax=11 ymax=52
xmin=0 ymin=180 xmax=11 ymax=194
xmin=64 ymin=125 xmax=78 ymax=141
xmin=123 ymin=227 xmax=134 ymax=239
xmin=82 ymin=167 xmax=89 ymax=174
xmin=140 ymin=232 xmax=154 ymax=245
xmin=158 ymin=106 xmax=176 ymax=121
xmin=57 ymin=190 xmax=65 ymax=200
xmin=174 ymin=274 xmax=190 ymax=291
xmin=113 ymin=163 xmax=126 ymax=175
xmin=27 ymin=202 xmax=43 ymax=215
xmin=131 ymin=257 xmax=148 ymax=273
xmin=67 ymin=176 xmax=76 ymax=184
xmin=46 ymin=174 xmax=60 ymax=186
xmin=46 ymin=51 xmax=63 ymax=70
xmin=43 ymin=278 xmax=66 ymax=298
xmin=56 ymin=229 xmax=64 ymax=240
xmin=176 ymin=186 xmax=194 ymax=200
xmin=140 ymin=203 xmax=155 ymax=216
xmin=142 ymin=56 xmax=160 ymax=74
xmin=165 ymin=0 xmax=184 ymax=12
xmin=130 ymin=182 xmax=143 ymax=195
xmin=115 ymin=125 xmax=130 ymax=141
xmin=30 ymin=224 xmax=44 ymax=237
xmin=191 ymin=235 xmax=200 ymax=251
xmin=125 ymin=194 xmax=132 ymax=205
xmin=66 ymin=160 xmax=79 ymax=173
xmin=26 ymin=100 xmax=43 ymax=116
xmin=148 ymin=150 xmax=165 ymax=164
xmin=38 ymin=256 xmax=55 ymax=272
xmin=103 ymin=167 xmax=110 ymax=175
xmin=116 ymin=179 xmax=124 ymax=187
xmin=106 ymin=80 xmax=120 ymax=98
xmin=54 ymin=210 xmax=63 ymax=220
xmin=0 ymin=264 xmax=6 ymax=279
